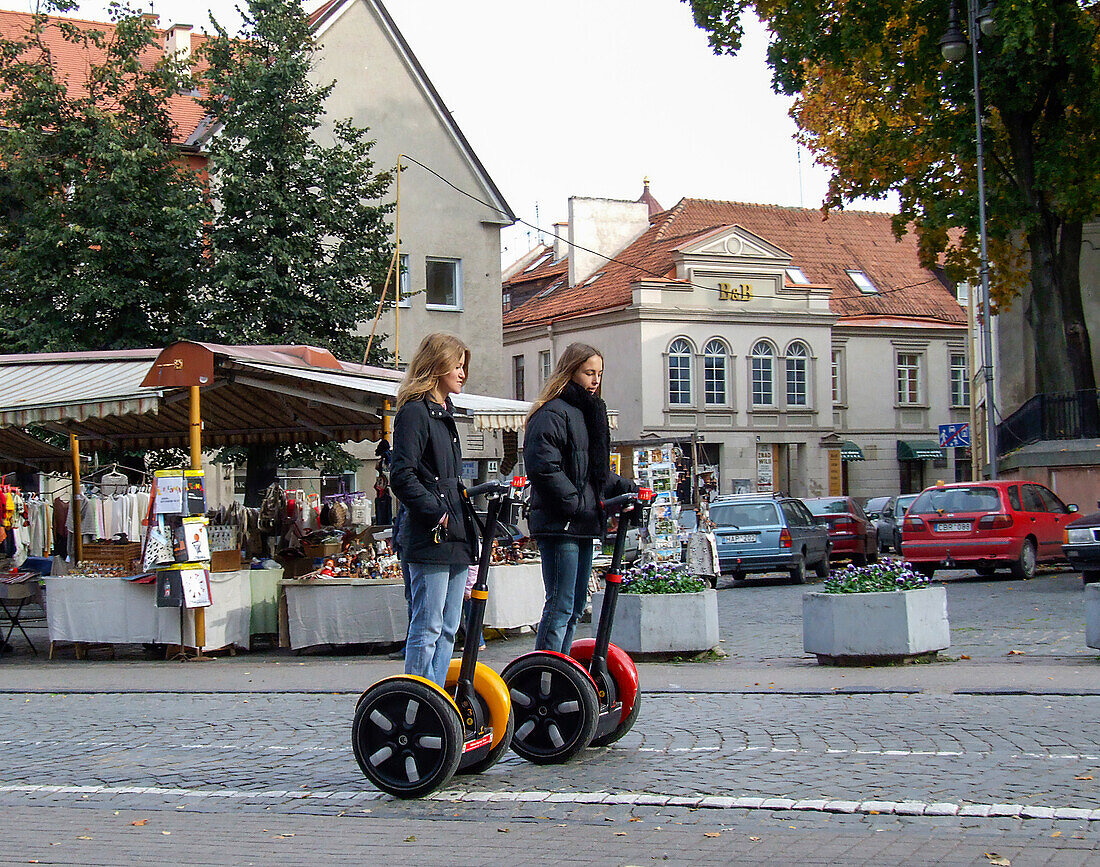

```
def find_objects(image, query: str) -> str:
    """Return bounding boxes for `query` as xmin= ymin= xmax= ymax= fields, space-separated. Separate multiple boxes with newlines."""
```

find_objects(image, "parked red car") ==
xmin=803 ymin=496 xmax=879 ymax=566
xmin=901 ymin=480 xmax=1078 ymax=579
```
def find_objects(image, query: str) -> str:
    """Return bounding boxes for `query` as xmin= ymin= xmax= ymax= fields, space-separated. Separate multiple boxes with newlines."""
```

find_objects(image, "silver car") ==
xmin=876 ymin=494 xmax=919 ymax=553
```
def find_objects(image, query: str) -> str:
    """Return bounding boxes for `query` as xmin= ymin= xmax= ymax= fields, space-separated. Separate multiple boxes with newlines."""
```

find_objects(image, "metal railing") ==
xmin=997 ymin=389 xmax=1100 ymax=457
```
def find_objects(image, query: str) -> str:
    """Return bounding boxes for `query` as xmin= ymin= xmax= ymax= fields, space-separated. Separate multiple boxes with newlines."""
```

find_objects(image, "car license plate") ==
xmin=935 ymin=522 xmax=971 ymax=532
xmin=727 ymin=534 xmax=757 ymax=543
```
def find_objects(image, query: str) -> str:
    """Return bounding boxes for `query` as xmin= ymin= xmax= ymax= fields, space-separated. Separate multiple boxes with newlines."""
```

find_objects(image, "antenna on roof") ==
xmin=797 ymin=145 xmax=805 ymax=208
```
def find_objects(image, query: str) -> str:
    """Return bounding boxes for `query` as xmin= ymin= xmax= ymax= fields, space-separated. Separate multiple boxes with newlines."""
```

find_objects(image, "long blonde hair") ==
xmin=396 ymin=332 xmax=470 ymax=408
xmin=527 ymin=342 xmax=602 ymax=420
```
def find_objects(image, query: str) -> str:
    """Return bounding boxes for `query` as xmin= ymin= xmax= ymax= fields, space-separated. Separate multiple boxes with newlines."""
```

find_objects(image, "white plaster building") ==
xmin=503 ymin=190 xmax=971 ymax=500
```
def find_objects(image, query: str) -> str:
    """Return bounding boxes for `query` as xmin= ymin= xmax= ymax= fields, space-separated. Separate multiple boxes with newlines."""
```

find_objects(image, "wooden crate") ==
xmin=81 ymin=542 xmax=141 ymax=565
xmin=210 ymin=549 xmax=244 ymax=573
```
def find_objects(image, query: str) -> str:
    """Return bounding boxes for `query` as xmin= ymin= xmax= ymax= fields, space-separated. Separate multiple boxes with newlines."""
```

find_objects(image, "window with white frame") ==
xmin=896 ymin=352 xmax=922 ymax=404
xmin=950 ymin=352 xmax=970 ymax=407
xmin=667 ymin=338 xmax=693 ymax=406
xmin=397 ymin=253 xmax=410 ymax=307
xmin=831 ymin=350 xmax=843 ymax=404
xmin=538 ymin=350 xmax=552 ymax=386
xmin=785 ymin=341 xmax=809 ymax=406
xmin=425 ymin=257 xmax=462 ymax=309
xmin=703 ymin=339 xmax=728 ymax=405
xmin=751 ymin=340 xmax=775 ymax=407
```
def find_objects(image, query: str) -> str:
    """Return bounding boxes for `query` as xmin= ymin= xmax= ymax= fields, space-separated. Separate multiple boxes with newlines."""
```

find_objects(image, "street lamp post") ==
xmin=940 ymin=0 xmax=998 ymax=479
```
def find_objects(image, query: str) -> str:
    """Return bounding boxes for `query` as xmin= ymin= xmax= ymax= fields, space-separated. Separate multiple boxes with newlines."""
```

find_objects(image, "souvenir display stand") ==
xmin=633 ymin=444 xmax=682 ymax=562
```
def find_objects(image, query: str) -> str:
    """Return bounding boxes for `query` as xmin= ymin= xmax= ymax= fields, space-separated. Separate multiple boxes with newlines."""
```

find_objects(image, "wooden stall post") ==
xmin=70 ymin=433 xmax=83 ymax=563
xmin=189 ymin=385 xmax=208 ymax=655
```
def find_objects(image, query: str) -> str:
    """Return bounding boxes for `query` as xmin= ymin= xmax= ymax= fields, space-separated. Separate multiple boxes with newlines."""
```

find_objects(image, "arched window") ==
xmin=750 ymin=341 xmax=775 ymax=406
xmin=667 ymin=338 xmax=693 ymax=406
xmin=786 ymin=341 xmax=809 ymax=406
xmin=703 ymin=339 xmax=728 ymax=405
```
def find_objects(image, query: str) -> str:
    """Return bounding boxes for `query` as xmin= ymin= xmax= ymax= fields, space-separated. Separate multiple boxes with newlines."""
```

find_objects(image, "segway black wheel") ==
xmin=503 ymin=655 xmax=598 ymax=764
xmin=352 ymin=678 xmax=463 ymax=799
xmin=590 ymin=690 xmax=640 ymax=747
xmin=458 ymin=705 xmax=515 ymax=775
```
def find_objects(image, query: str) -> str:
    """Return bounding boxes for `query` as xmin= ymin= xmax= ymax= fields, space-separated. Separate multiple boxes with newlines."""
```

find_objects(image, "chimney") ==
xmin=552 ymin=222 xmax=569 ymax=260
xmin=165 ymin=23 xmax=193 ymax=66
xmin=567 ymin=197 xmax=650 ymax=287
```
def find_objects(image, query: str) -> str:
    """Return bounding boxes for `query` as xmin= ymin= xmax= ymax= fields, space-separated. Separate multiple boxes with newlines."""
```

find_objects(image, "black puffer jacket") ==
xmin=390 ymin=396 xmax=478 ymax=565
xmin=524 ymin=382 xmax=634 ymax=539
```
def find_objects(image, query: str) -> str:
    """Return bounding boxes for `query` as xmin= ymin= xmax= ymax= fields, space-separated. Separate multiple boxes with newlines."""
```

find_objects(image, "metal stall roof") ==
xmin=0 ymin=342 xmax=530 ymax=453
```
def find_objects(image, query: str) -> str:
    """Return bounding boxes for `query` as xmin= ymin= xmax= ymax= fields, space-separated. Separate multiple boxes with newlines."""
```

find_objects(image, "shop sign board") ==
xmin=756 ymin=445 xmax=774 ymax=492
xmin=827 ymin=448 xmax=843 ymax=496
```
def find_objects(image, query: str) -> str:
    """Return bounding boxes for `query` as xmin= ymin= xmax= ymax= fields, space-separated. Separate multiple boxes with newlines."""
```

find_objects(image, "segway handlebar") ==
xmin=465 ymin=476 xmax=527 ymax=500
xmin=601 ymin=487 xmax=654 ymax=514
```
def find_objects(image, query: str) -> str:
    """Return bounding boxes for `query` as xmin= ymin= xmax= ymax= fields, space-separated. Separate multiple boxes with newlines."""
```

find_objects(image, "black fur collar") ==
xmin=561 ymin=381 xmax=609 ymax=490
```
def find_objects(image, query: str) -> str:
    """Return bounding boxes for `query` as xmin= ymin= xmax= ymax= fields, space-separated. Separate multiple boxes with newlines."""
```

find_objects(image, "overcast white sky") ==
xmin=27 ymin=0 xmax=895 ymax=262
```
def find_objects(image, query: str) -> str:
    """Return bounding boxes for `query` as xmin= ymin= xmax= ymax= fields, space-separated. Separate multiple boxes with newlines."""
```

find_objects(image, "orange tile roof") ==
xmin=503 ymin=198 xmax=966 ymax=329
xmin=0 ymin=8 xmax=211 ymax=145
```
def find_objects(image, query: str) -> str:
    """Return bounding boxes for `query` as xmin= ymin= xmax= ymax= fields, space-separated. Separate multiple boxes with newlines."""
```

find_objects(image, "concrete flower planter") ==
xmin=802 ymin=586 xmax=950 ymax=665
xmin=1086 ymin=583 xmax=1100 ymax=651
xmin=590 ymin=589 xmax=719 ymax=654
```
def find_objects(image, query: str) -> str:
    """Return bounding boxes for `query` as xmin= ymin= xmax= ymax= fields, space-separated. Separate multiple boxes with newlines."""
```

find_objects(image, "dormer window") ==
xmin=786 ymin=267 xmax=810 ymax=285
xmin=847 ymin=270 xmax=877 ymax=294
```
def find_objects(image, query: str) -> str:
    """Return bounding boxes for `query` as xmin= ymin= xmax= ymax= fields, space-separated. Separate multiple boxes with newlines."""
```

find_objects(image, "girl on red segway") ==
xmin=523 ymin=342 xmax=637 ymax=654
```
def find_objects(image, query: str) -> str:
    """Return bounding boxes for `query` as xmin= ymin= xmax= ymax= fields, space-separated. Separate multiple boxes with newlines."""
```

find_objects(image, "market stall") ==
xmin=0 ymin=342 xmax=530 ymax=659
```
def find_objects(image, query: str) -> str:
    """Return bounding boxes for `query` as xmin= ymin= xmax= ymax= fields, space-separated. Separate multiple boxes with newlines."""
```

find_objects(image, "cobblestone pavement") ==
xmin=1 ymin=691 xmax=1098 ymax=864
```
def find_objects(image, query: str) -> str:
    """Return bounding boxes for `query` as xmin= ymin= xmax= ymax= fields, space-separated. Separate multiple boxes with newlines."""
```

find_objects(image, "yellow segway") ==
xmin=351 ymin=478 xmax=523 ymax=798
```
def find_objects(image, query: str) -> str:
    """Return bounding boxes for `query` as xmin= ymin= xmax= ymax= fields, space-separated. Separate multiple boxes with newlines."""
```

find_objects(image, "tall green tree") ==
xmin=0 ymin=0 xmax=208 ymax=351
xmin=197 ymin=0 xmax=395 ymax=499
xmin=685 ymin=0 xmax=1100 ymax=394
xmin=197 ymin=0 xmax=395 ymax=362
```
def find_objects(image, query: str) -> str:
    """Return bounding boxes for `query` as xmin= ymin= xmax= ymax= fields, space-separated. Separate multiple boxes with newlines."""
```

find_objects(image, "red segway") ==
xmin=501 ymin=488 xmax=653 ymax=764
xmin=351 ymin=477 xmax=524 ymax=798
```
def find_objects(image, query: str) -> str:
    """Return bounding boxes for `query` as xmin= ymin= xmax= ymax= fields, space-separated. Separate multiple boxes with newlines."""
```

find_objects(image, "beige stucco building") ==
xmin=504 ymin=192 xmax=971 ymax=500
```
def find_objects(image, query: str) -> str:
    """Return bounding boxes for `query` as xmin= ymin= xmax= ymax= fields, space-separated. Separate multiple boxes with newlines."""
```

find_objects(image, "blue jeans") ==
xmin=535 ymin=537 xmax=594 ymax=653
xmin=405 ymin=562 xmax=466 ymax=687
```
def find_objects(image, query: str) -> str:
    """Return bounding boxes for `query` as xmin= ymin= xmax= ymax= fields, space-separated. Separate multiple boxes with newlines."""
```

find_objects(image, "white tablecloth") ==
xmin=44 ymin=571 xmax=251 ymax=650
xmin=282 ymin=579 xmax=408 ymax=650
xmin=483 ymin=562 xmax=544 ymax=629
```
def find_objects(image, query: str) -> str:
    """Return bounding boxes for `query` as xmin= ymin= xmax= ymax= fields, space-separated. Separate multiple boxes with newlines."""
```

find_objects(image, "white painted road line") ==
xmin=1 ymin=783 xmax=1098 ymax=820
xmin=4 ymin=739 xmax=1099 ymax=762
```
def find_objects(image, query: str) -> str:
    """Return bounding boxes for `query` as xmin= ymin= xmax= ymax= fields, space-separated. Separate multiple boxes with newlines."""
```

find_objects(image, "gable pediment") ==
xmin=679 ymin=224 xmax=791 ymax=262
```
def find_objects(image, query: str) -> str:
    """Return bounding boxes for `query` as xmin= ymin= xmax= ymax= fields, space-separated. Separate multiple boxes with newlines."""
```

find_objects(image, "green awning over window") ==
xmin=897 ymin=440 xmax=945 ymax=461
xmin=840 ymin=441 xmax=865 ymax=461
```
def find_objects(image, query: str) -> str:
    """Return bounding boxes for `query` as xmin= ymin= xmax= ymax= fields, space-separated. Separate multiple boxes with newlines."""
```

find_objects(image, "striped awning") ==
xmin=840 ymin=441 xmax=865 ymax=461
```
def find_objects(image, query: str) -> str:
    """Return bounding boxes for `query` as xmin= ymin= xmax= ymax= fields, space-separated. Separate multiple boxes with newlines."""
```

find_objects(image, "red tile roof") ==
xmin=0 ymin=8 xmax=211 ymax=145
xmin=503 ymin=198 xmax=966 ymax=329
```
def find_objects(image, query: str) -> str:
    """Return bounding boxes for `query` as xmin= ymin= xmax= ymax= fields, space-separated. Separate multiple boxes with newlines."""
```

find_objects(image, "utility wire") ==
xmin=400 ymin=153 xmax=960 ymax=306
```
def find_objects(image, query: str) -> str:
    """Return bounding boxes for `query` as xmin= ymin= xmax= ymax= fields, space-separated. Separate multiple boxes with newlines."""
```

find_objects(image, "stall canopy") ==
xmin=0 ymin=427 xmax=88 ymax=473
xmin=0 ymin=341 xmax=530 ymax=452
xmin=897 ymin=440 xmax=946 ymax=461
